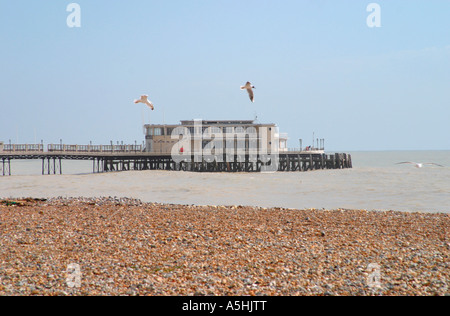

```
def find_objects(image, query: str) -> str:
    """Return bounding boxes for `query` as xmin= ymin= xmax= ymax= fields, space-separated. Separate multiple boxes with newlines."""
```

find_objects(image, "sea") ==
xmin=1 ymin=151 xmax=449 ymax=213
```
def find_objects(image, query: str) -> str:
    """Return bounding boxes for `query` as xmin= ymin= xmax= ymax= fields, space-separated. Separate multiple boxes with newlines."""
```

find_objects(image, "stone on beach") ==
xmin=0 ymin=197 xmax=448 ymax=296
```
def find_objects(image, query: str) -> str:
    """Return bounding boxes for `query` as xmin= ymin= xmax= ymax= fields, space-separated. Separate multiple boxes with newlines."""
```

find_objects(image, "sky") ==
xmin=0 ymin=0 xmax=449 ymax=151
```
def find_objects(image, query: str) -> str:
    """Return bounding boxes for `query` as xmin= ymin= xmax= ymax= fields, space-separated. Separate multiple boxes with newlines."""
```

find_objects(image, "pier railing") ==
xmin=0 ymin=143 xmax=142 ymax=153
xmin=47 ymin=144 xmax=143 ymax=153
xmin=288 ymin=147 xmax=324 ymax=152
xmin=3 ymin=144 xmax=44 ymax=152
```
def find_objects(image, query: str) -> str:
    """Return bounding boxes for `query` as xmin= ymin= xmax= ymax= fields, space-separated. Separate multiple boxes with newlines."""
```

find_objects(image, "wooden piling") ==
xmin=0 ymin=151 xmax=352 ymax=175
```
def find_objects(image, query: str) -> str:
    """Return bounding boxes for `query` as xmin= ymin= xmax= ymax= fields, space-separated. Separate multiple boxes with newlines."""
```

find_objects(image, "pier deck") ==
xmin=0 ymin=151 xmax=352 ymax=176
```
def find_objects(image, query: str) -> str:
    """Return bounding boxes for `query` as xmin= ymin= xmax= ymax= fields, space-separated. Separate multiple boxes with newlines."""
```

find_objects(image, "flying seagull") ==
xmin=396 ymin=162 xmax=444 ymax=168
xmin=240 ymin=82 xmax=255 ymax=102
xmin=134 ymin=95 xmax=154 ymax=110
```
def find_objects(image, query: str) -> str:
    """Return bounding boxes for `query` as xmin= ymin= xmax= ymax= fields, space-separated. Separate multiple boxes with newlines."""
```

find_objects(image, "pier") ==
xmin=0 ymin=143 xmax=352 ymax=176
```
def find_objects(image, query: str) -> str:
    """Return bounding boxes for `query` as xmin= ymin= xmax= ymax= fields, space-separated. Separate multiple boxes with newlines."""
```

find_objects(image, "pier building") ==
xmin=144 ymin=119 xmax=289 ymax=155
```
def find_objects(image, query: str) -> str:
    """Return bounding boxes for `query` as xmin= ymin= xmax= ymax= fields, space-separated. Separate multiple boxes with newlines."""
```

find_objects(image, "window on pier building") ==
xmin=154 ymin=128 xmax=163 ymax=136
xmin=224 ymin=127 xmax=234 ymax=134
xmin=166 ymin=127 xmax=174 ymax=136
xmin=202 ymin=139 xmax=224 ymax=150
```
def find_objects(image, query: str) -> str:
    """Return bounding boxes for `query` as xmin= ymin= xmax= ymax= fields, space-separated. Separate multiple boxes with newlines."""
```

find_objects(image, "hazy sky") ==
xmin=1 ymin=1 xmax=449 ymax=151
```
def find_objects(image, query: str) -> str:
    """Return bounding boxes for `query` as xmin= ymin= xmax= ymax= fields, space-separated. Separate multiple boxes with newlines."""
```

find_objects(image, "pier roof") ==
xmin=180 ymin=120 xmax=256 ymax=125
xmin=144 ymin=120 xmax=277 ymax=127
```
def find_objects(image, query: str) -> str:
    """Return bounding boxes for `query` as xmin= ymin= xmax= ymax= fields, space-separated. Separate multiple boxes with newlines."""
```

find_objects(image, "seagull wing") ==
xmin=247 ymin=88 xmax=254 ymax=102
xmin=145 ymin=100 xmax=154 ymax=110
xmin=424 ymin=163 xmax=444 ymax=167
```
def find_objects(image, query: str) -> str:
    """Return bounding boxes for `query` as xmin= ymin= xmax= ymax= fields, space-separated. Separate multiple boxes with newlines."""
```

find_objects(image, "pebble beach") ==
xmin=0 ymin=197 xmax=448 ymax=296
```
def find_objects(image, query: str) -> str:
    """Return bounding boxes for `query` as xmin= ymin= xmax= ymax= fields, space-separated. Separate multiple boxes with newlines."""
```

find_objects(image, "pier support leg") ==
xmin=1 ymin=158 xmax=11 ymax=176
xmin=42 ymin=157 xmax=63 ymax=175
